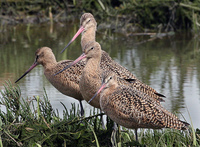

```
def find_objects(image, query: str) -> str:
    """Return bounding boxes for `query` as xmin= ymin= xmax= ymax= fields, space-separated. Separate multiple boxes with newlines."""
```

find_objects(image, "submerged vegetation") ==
xmin=0 ymin=0 xmax=200 ymax=32
xmin=0 ymin=81 xmax=199 ymax=146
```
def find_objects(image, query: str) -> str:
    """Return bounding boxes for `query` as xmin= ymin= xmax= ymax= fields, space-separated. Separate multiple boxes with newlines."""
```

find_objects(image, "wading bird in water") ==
xmin=58 ymin=13 xmax=166 ymax=104
xmin=89 ymin=71 xmax=189 ymax=141
xmin=56 ymin=41 xmax=165 ymax=109
xmin=15 ymin=47 xmax=85 ymax=116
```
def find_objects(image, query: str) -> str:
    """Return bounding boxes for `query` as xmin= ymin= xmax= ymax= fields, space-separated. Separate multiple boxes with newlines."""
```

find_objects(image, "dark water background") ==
xmin=0 ymin=23 xmax=199 ymax=128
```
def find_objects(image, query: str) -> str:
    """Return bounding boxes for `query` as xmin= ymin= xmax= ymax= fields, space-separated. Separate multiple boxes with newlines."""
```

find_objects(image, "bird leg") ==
xmin=79 ymin=100 xmax=84 ymax=117
xmin=100 ymin=110 xmax=106 ymax=130
xmin=135 ymin=128 xmax=138 ymax=142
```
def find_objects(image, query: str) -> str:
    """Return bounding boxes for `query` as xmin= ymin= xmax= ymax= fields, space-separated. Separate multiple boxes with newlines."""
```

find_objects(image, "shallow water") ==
xmin=0 ymin=23 xmax=199 ymax=129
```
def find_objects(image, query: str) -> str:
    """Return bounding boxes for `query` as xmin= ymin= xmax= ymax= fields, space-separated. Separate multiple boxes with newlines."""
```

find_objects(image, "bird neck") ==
xmin=84 ymin=55 xmax=101 ymax=75
xmin=81 ymin=27 xmax=96 ymax=50
xmin=101 ymin=82 xmax=118 ymax=105
xmin=80 ymin=53 xmax=101 ymax=106
xmin=42 ymin=55 xmax=57 ymax=70
xmin=106 ymin=81 xmax=118 ymax=95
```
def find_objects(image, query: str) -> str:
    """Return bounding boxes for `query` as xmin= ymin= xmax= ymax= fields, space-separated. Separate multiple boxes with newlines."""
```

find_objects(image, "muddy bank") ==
xmin=0 ymin=1 xmax=200 ymax=33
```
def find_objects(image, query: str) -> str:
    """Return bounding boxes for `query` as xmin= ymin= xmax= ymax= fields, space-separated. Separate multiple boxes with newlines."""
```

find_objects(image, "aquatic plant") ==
xmin=0 ymin=81 xmax=199 ymax=146
xmin=0 ymin=81 xmax=121 ymax=146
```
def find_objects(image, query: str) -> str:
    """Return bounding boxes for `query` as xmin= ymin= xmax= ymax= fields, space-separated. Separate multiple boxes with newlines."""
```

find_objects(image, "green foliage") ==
xmin=0 ymin=0 xmax=200 ymax=31
xmin=0 ymin=81 xmax=117 ymax=146
xmin=0 ymin=81 xmax=199 ymax=146
xmin=141 ymin=129 xmax=191 ymax=146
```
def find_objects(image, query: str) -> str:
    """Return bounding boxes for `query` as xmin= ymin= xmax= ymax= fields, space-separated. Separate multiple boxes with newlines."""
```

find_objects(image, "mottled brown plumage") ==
xmin=61 ymin=13 xmax=165 ymax=104
xmin=79 ymin=42 xmax=102 ymax=108
xmin=15 ymin=47 xmax=85 ymax=115
xmin=60 ymin=41 xmax=165 ymax=109
xmin=90 ymin=70 xmax=189 ymax=132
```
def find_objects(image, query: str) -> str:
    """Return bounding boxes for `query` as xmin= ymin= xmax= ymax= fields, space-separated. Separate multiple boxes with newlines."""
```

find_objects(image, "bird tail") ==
xmin=179 ymin=120 xmax=190 ymax=130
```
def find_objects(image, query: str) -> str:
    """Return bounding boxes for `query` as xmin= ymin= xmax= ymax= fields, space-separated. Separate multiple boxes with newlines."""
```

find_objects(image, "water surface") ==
xmin=0 ymin=23 xmax=199 ymax=129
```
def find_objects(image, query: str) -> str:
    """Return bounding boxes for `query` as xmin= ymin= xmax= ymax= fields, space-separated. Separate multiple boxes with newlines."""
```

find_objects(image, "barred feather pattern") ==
xmin=35 ymin=47 xmax=85 ymax=101
xmin=100 ymin=71 xmax=189 ymax=130
xmin=100 ymin=51 xmax=165 ymax=103
xmin=80 ymin=13 xmax=165 ymax=104
xmin=79 ymin=42 xmax=165 ymax=109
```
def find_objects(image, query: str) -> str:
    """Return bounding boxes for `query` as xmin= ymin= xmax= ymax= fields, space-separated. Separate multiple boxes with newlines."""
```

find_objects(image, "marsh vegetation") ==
xmin=1 ymin=0 xmax=200 ymax=146
xmin=0 ymin=82 xmax=199 ymax=146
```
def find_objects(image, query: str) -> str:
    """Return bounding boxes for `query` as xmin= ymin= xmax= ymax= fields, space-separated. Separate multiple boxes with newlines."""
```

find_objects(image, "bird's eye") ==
xmin=36 ymin=55 xmax=39 ymax=61
xmin=87 ymin=19 xmax=91 ymax=23
xmin=109 ymin=76 xmax=112 ymax=80
xmin=91 ymin=47 xmax=94 ymax=50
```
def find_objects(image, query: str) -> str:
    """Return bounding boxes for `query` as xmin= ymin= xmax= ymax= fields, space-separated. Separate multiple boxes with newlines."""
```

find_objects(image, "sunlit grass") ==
xmin=0 ymin=81 xmax=199 ymax=146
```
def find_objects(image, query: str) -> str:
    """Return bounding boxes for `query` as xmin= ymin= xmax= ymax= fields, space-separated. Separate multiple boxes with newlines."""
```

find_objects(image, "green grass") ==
xmin=0 ymin=81 xmax=199 ymax=146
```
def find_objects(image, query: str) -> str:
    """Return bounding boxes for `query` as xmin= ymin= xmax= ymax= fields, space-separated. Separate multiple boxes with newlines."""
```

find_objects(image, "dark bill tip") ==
xmin=60 ymin=26 xmax=84 ymax=53
xmin=15 ymin=62 xmax=38 ymax=83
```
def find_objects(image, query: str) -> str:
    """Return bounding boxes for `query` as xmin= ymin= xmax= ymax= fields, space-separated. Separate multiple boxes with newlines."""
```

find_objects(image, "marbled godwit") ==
xmin=57 ymin=41 xmax=163 ymax=109
xmin=60 ymin=13 xmax=96 ymax=53
xmin=60 ymin=13 xmax=165 ymax=103
xmin=89 ymin=71 xmax=189 ymax=141
xmin=15 ymin=47 xmax=85 ymax=116
xmin=56 ymin=41 xmax=102 ymax=108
